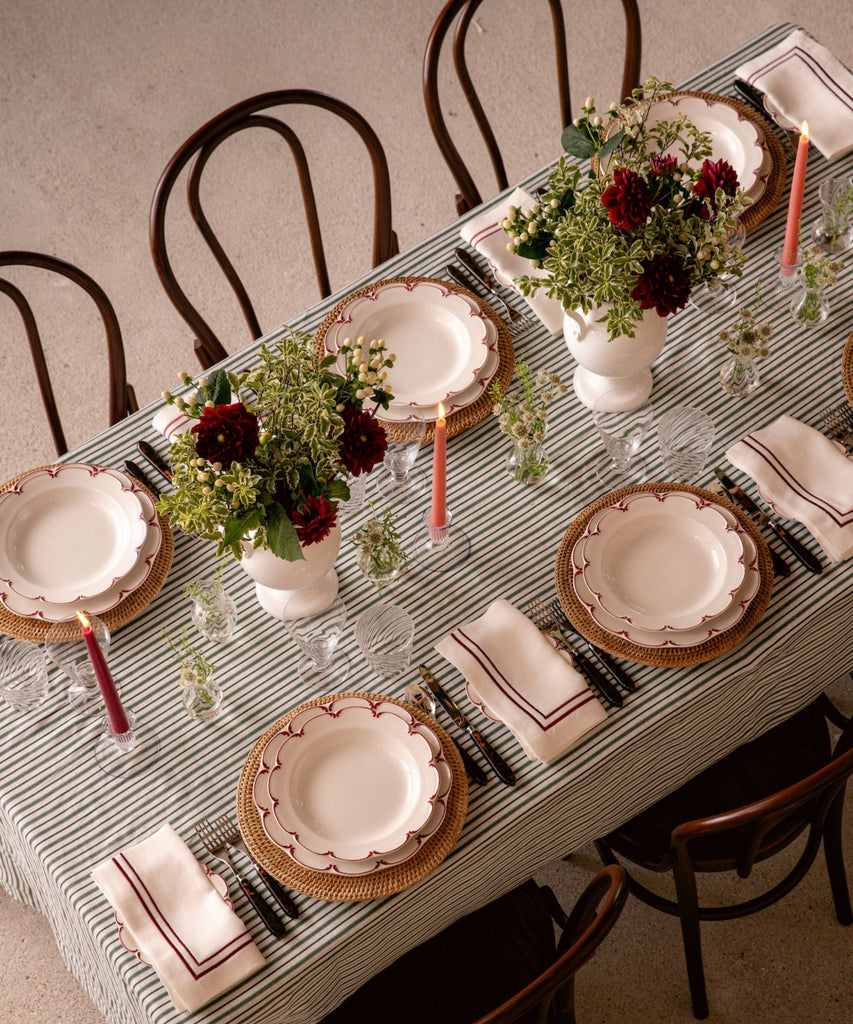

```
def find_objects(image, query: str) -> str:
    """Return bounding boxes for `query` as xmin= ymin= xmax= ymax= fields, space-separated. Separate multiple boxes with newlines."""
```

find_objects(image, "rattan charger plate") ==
xmin=314 ymin=276 xmax=514 ymax=444
xmin=841 ymin=330 xmax=853 ymax=409
xmin=554 ymin=483 xmax=774 ymax=668
xmin=0 ymin=466 xmax=173 ymax=641
xmin=670 ymin=90 xmax=786 ymax=232
xmin=236 ymin=691 xmax=468 ymax=902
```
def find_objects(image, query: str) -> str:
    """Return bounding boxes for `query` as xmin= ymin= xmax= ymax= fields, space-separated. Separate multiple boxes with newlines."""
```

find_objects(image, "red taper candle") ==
xmin=781 ymin=121 xmax=810 ymax=272
xmin=429 ymin=403 xmax=447 ymax=529
xmin=77 ymin=612 xmax=130 ymax=735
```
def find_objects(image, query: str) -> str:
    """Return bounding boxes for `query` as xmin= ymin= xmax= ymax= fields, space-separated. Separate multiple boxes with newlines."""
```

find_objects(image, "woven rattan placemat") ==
xmin=841 ymin=329 xmax=853 ymax=409
xmin=0 ymin=466 xmax=173 ymax=641
xmin=236 ymin=691 xmax=468 ymax=902
xmin=671 ymin=91 xmax=786 ymax=233
xmin=314 ymin=276 xmax=514 ymax=444
xmin=554 ymin=483 xmax=774 ymax=668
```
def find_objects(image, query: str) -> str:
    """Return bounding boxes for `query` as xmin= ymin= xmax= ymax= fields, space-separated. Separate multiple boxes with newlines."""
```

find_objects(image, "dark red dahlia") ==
xmin=191 ymin=402 xmax=259 ymax=467
xmin=631 ymin=254 xmax=691 ymax=317
xmin=649 ymin=154 xmax=678 ymax=176
xmin=692 ymin=158 xmax=740 ymax=218
xmin=601 ymin=168 xmax=653 ymax=229
xmin=291 ymin=494 xmax=337 ymax=546
xmin=338 ymin=406 xmax=387 ymax=476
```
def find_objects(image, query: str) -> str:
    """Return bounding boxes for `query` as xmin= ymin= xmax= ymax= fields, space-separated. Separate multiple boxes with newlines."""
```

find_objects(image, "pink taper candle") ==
xmin=77 ymin=612 xmax=130 ymax=735
xmin=429 ymin=403 xmax=447 ymax=529
xmin=781 ymin=121 xmax=810 ymax=272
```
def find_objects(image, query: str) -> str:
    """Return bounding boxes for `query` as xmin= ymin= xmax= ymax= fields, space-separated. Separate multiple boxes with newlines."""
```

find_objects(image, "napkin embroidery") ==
xmin=740 ymin=433 xmax=853 ymax=526
xmin=467 ymin=219 xmax=503 ymax=253
xmin=448 ymin=627 xmax=599 ymax=730
xmin=743 ymin=43 xmax=853 ymax=115
xmin=113 ymin=852 xmax=256 ymax=979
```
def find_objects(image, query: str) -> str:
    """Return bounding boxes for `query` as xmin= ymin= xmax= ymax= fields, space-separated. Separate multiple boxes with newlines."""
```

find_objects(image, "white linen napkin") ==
xmin=735 ymin=29 xmax=853 ymax=160
xmin=725 ymin=414 xmax=853 ymax=563
xmin=434 ymin=599 xmax=607 ymax=765
xmin=152 ymin=405 xmax=192 ymax=441
xmin=92 ymin=824 xmax=265 ymax=1012
xmin=459 ymin=187 xmax=565 ymax=334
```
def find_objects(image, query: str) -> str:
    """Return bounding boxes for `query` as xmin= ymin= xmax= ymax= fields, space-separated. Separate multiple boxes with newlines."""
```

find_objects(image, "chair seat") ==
xmin=320 ymin=879 xmax=557 ymax=1024
xmin=603 ymin=698 xmax=833 ymax=870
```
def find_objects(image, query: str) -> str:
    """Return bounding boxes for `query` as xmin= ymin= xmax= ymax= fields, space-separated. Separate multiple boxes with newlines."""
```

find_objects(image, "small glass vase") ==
xmin=719 ymin=352 xmax=760 ymax=397
xmin=189 ymin=580 xmax=238 ymax=642
xmin=180 ymin=671 xmax=224 ymax=721
xmin=811 ymin=178 xmax=853 ymax=254
xmin=357 ymin=548 xmax=406 ymax=595
xmin=790 ymin=283 xmax=831 ymax=328
xmin=505 ymin=439 xmax=549 ymax=485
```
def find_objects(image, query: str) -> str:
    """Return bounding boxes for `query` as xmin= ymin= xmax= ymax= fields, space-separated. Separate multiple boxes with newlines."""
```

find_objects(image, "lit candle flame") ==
xmin=801 ymin=121 xmax=809 ymax=141
xmin=76 ymin=611 xmax=91 ymax=629
xmin=437 ymin=402 xmax=446 ymax=426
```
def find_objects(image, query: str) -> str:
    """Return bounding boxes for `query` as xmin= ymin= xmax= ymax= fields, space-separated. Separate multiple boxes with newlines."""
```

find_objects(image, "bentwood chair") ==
xmin=423 ymin=0 xmax=642 ymax=215
xmin=0 ymin=251 xmax=138 ymax=456
xmin=595 ymin=696 xmax=853 ymax=1019
xmin=150 ymin=89 xmax=399 ymax=370
xmin=320 ymin=865 xmax=628 ymax=1023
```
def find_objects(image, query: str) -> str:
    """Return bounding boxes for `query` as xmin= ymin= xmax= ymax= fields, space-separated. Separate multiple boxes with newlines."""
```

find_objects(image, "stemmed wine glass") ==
xmin=283 ymin=595 xmax=349 ymax=690
xmin=592 ymin=387 xmax=655 ymax=487
xmin=45 ymin=615 xmax=113 ymax=713
xmin=376 ymin=412 xmax=427 ymax=501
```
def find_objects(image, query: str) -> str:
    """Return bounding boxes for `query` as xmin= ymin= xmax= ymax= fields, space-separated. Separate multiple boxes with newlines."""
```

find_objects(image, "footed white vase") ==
xmin=239 ymin=524 xmax=341 ymax=620
xmin=562 ymin=304 xmax=668 ymax=410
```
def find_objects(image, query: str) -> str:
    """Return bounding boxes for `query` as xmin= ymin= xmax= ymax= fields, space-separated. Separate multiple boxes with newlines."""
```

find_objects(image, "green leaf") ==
xmin=561 ymin=124 xmax=596 ymax=159
xmin=207 ymin=369 xmax=232 ymax=406
xmin=514 ymin=241 xmax=546 ymax=262
xmin=597 ymin=130 xmax=625 ymax=162
xmin=265 ymin=502 xmax=305 ymax=561
xmin=327 ymin=478 xmax=350 ymax=502
xmin=222 ymin=508 xmax=261 ymax=549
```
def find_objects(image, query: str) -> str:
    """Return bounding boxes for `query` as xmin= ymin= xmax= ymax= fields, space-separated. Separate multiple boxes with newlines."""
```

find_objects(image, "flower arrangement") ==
xmin=157 ymin=328 xmax=394 ymax=561
xmin=489 ymin=360 xmax=567 ymax=483
xmin=501 ymin=80 xmax=747 ymax=340
xmin=163 ymin=629 xmax=223 ymax=721
xmin=718 ymin=287 xmax=773 ymax=397
xmin=791 ymin=245 xmax=843 ymax=326
xmin=351 ymin=505 xmax=409 ymax=594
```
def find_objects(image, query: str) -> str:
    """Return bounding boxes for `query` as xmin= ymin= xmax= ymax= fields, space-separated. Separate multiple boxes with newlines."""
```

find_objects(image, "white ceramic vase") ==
xmin=562 ymin=303 xmax=668 ymax=410
xmin=239 ymin=523 xmax=342 ymax=620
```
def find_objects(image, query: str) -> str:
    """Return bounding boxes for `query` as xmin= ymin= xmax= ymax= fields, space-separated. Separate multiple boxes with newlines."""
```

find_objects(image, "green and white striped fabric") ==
xmin=3 ymin=23 xmax=852 ymax=1024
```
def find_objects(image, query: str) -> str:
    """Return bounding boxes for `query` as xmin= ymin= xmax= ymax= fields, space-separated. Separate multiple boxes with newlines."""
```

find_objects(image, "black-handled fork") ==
xmin=194 ymin=818 xmax=286 ymax=938
xmin=211 ymin=814 xmax=300 ymax=918
xmin=547 ymin=598 xmax=637 ymax=693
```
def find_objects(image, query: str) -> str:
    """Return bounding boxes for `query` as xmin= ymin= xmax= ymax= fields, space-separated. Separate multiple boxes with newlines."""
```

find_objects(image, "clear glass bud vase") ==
xmin=505 ymin=439 xmax=550 ymax=485
xmin=719 ymin=353 xmax=760 ymax=397
xmin=180 ymin=671 xmax=224 ymax=721
xmin=790 ymin=283 xmax=831 ymax=328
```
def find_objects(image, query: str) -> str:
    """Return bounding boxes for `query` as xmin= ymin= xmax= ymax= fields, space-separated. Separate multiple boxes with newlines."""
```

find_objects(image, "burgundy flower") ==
xmin=338 ymin=407 xmax=387 ymax=476
xmin=649 ymin=154 xmax=678 ymax=176
xmin=191 ymin=402 xmax=259 ymax=467
xmin=292 ymin=494 xmax=337 ymax=546
xmin=601 ymin=168 xmax=653 ymax=229
xmin=631 ymin=254 xmax=691 ymax=317
xmin=692 ymin=158 xmax=740 ymax=218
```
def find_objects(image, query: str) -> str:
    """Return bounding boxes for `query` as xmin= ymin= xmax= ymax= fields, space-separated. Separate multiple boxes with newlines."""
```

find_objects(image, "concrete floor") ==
xmin=2 ymin=1 xmax=852 ymax=1021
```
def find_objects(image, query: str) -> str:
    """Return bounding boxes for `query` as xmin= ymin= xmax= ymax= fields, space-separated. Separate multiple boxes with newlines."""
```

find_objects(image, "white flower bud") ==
xmin=585 ymin=96 xmax=594 ymax=109
xmin=212 ymin=462 xmax=222 ymax=472
xmin=205 ymin=400 xmax=214 ymax=408
xmin=161 ymin=390 xmax=172 ymax=402
xmin=199 ymin=376 xmax=210 ymax=387
xmin=201 ymin=486 xmax=212 ymax=495
xmin=592 ymin=115 xmax=602 ymax=127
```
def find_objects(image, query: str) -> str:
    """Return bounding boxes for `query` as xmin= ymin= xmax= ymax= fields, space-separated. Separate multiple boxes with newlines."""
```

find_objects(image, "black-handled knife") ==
xmin=585 ymin=643 xmax=637 ymax=693
xmin=559 ymin=639 xmax=624 ymax=709
xmin=137 ymin=439 xmax=172 ymax=482
xmin=713 ymin=468 xmax=822 ymax=574
xmin=123 ymin=459 xmax=161 ymax=496
xmin=419 ymin=665 xmax=517 ymax=787
xmin=256 ymin=867 xmax=300 ymax=919
xmin=235 ymin=870 xmax=287 ymax=938
xmin=454 ymin=246 xmax=493 ymax=288
xmin=446 ymin=262 xmax=485 ymax=298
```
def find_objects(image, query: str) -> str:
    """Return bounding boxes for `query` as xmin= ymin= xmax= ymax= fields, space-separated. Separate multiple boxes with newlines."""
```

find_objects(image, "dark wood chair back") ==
xmin=0 ymin=251 xmax=137 ymax=456
xmin=423 ymin=0 xmax=642 ymax=215
xmin=596 ymin=698 xmax=853 ymax=1018
xmin=150 ymin=89 xmax=398 ymax=369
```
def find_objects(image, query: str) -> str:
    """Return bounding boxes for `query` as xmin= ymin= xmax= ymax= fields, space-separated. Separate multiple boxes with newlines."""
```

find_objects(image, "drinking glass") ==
xmin=283 ymin=595 xmax=349 ymax=690
xmin=376 ymin=413 xmax=427 ymax=501
xmin=0 ymin=637 xmax=49 ymax=712
xmin=354 ymin=601 xmax=415 ymax=679
xmin=657 ymin=405 xmax=715 ymax=481
xmin=45 ymin=615 xmax=113 ymax=713
xmin=592 ymin=387 xmax=655 ymax=486
xmin=187 ymin=579 xmax=238 ymax=642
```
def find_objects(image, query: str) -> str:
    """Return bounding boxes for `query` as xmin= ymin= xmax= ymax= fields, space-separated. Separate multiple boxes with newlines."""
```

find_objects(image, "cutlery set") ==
xmin=446 ymin=247 xmax=533 ymax=339
xmin=194 ymin=814 xmax=299 ymax=938
xmin=820 ymin=400 xmax=853 ymax=453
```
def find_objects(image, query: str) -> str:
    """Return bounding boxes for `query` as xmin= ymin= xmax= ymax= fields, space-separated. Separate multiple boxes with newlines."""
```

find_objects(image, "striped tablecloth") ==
xmin=3 ymin=22 xmax=853 ymax=1024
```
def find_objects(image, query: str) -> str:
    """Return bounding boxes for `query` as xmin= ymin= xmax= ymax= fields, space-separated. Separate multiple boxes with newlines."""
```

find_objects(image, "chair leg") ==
xmin=823 ymin=794 xmax=853 ymax=925
xmin=673 ymin=856 xmax=709 ymax=1020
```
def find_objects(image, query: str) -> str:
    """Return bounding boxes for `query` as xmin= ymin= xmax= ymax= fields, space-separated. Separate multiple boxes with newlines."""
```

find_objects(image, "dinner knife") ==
xmin=418 ymin=665 xmax=517 ymax=787
xmin=550 ymin=603 xmax=637 ymax=693
xmin=713 ymin=468 xmax=822 ymax=575
xmin=446 ymin=262 xmax=485 ymax=299
xmin=550 ymin=631 xmax=625 ymax=709
xmin=137 ymin=439 xmax=172 ymax=482
xmin=406 ymin=681 xmax=490 ymax=787
xmin=123 ymin=459 xmax=161 ymax=496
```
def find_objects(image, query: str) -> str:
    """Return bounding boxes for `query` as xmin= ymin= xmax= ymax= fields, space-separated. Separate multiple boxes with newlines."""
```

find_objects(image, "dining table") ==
xmin=2 ymin=21 xmax=853 ymax=1024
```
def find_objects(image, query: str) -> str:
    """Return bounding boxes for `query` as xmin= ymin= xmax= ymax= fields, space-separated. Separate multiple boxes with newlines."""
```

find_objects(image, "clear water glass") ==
xmin=0 ymin=636 xmax=49 ymax=712
xmin=283 ymin=595 xmax=349 ymax=690
xmin=377 ymin=413 xmax=427 ymax=501
xmin=354 ymin=601 xmax=415 ymax=679
xmin=592 ymin=387 xmax=655 ymax=486
xmin=657 ymin=405 xmax=715 ymax=481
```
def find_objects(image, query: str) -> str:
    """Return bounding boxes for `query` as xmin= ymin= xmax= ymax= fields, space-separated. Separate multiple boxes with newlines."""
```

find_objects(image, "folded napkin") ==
xmin=93 ymin=824 xmax=265 ymax=1012
xmin=152 ymin=405 xmax=192 ymax=441
xmin=459 ymin=187 xmax=565 ymax=334
xmin=434 ymin=599 xmax=607 ymax=765
xmin=735 ymin=29 xmax=853 ymax=160
xmin=726 ymin=414 xmax=853 ymax=563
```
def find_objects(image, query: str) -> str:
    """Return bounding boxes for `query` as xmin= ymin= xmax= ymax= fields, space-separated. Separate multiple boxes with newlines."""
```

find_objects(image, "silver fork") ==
xmin=210 ymin=814 xmax=300 ymax=918
xmin=820 ymin=401 xmax=853 ymax=452
xmin=545 ymin=596 xmax=637 ymax=693
xmin=194 ymin=817 xmax=286 ymax=937
xmin=525 ymin=597 xmax=624 ymax=709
